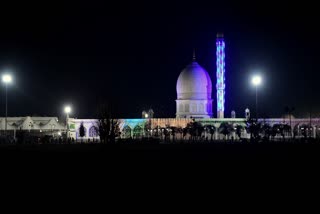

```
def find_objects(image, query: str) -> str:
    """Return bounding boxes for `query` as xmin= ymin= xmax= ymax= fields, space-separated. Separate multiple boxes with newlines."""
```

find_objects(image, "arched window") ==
xmin=89 ymin=126 xmax=98 ymax=137
xmin=185 ymin=104 xmax=190 ymax=112
xmin=133 ymin=125 xmax=143 ymax=138
xmin=191 ymin=104 xmax=197 ymax=113
xmin=199 ymin=103 xmax=204 ymax=112
xmin=123 ymin=125 xmax=132 ymax=138
xmin=179 ymin=104 xmax=184 ymax=112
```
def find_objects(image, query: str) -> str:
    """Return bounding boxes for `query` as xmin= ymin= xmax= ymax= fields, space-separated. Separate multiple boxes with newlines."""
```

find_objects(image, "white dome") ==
xmin=176 ymin=61 xmax=212 ymax=100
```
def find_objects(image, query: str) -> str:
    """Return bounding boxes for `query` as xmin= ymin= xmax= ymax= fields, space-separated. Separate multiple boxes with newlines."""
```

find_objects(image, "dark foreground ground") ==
xmin=0 ymin=141 xmax=319 ymax=162
xmin=1 ymin=142 xmax=319 ymax=192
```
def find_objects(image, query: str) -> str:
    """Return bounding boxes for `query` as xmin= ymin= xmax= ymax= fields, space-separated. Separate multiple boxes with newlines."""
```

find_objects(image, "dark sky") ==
xmin=0 ymin=1 xmax=319 ymax=118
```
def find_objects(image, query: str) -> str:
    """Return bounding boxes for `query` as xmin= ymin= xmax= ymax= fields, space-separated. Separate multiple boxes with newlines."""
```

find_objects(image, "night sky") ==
xmin=0 ymin=1 xmax=319 ymax=119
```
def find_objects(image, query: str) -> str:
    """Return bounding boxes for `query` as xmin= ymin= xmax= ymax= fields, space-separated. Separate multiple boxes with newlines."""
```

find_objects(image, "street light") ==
xmin=64 ymin=106 xmax=71 ymax=115
xmin=2 ymin=74 xmax=12 ymax=136
xmin=251 ymin=75 xmax=262 ymax=119
xmin=64 ymin=105 xmax=72 ymax=138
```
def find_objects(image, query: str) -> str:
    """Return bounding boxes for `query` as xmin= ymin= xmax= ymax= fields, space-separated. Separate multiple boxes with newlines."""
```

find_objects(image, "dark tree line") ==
xmin=246 ymin=117 xmax=294 ymax=141
xmin=95 ymin=104 xmax=120 ymax=143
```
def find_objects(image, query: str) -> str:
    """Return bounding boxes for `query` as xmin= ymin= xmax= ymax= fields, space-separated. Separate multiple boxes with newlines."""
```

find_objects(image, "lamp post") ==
xmin=251 ymin=75 xmax=262 ymax=119
xmin=64 ymin=106 xmax=71 ymax=138
xmin=2 ymin=74 xmax=12 ymax=136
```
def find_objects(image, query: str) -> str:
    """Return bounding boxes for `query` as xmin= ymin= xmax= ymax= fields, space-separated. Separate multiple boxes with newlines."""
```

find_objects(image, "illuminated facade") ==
xmin=216 ymin=33 xmax=225 ymax=118
xmin=69 ymin=117 xmax=320 ymax=140
xmin=0 ymin=116 xmax=66 ymax=138
xmin=176 ymin=54 xmax=213 ymax=118
xmin=69 ymin=118 xmax=249 ymax=140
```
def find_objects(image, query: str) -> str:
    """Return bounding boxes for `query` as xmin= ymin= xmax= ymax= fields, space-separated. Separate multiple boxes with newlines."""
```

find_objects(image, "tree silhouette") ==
xmin=110 ymin=119 xmax=120 ymax=143
xmin=219 ymin=122 xmax=233 ymax=140
xmin=144 ymin=119 xmax=152 ymax=138
xmin=235 ymin=124 xmax=244 ymax=139
xmin=170 ymin=126 xmax=177 ymax=141
xmin=176 ymin=127 xmax=183 ymax=140
xmin=283 ymin=124 xmax=291 ymax=139
xmin=153 ymin=125 xmax=161 ymax=137
xmin=272 ymin=124 xmax=291 ymax=141
xmin=204 ymin=125 xmax=216 ymax=141
xmin=300 ymin=124 xmax=310 ymax=138
xmin=246 ymin=118 xmax=261 ymax=140
xmin=293 ymin=125 xmax=299 ymax=139
xmin=96 ymin=103 xmax=120 ymax=143
xmin=163 ymin=126 xmax=170 ymax=141
xmin=79 ymin=122 xmax=85 ymax=142
xmin=186 ymin=121 xmax=204 ymax=141
xmin=285 ymin=106 xmax=295 ymax=138
xmin=261 ymin=123 xmax=272 ymax=141
xmin=182 ymin=127 xmax=188 ymax=140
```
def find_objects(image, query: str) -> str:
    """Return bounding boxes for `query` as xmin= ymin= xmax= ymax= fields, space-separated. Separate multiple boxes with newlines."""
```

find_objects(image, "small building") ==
xmin=0 ymin=116 xmax=66 ymax=138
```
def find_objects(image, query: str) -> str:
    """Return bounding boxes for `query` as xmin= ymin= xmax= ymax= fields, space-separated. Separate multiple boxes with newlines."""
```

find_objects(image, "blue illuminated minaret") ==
xmin=216 ymin=33 xmax=225 ymax=118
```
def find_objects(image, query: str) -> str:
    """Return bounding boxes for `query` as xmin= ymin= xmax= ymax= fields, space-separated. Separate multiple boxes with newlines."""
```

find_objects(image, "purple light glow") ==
xmin=216 ymin=35 xmax=225 ymax=118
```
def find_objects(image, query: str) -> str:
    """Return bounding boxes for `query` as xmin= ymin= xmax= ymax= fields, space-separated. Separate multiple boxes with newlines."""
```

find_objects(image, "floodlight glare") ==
xmin=2 ymin=74 xmax=12 ymax=84
xmin=64 ymin=106 xmax=71 ymax=114
xmin=252 ymin=75 xmax=262 ymax=86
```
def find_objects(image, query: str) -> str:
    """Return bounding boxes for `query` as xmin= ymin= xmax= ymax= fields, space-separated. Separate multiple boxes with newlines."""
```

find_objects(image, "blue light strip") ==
xmin=216 ymin=38 xmax=225 ymax=113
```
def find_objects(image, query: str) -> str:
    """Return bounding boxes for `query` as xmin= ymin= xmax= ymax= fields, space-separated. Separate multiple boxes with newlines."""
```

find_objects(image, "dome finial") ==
xmin=192 ymin=48 xmax=196 ymax=61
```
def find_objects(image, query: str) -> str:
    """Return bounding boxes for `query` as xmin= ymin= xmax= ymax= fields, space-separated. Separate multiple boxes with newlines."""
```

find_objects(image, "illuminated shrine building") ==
xmin=65 ymin=34 xmax=320 ymax=140
xmin=176 ymin=52 xmax=213 ymax=118
xmin=176 ymin=34 xmax=225 ymax=119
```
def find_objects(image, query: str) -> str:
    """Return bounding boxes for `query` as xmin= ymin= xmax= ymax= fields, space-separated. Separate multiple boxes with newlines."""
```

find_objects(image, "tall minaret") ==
xmin=216 ymin=33 xmax=225 ymax=118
